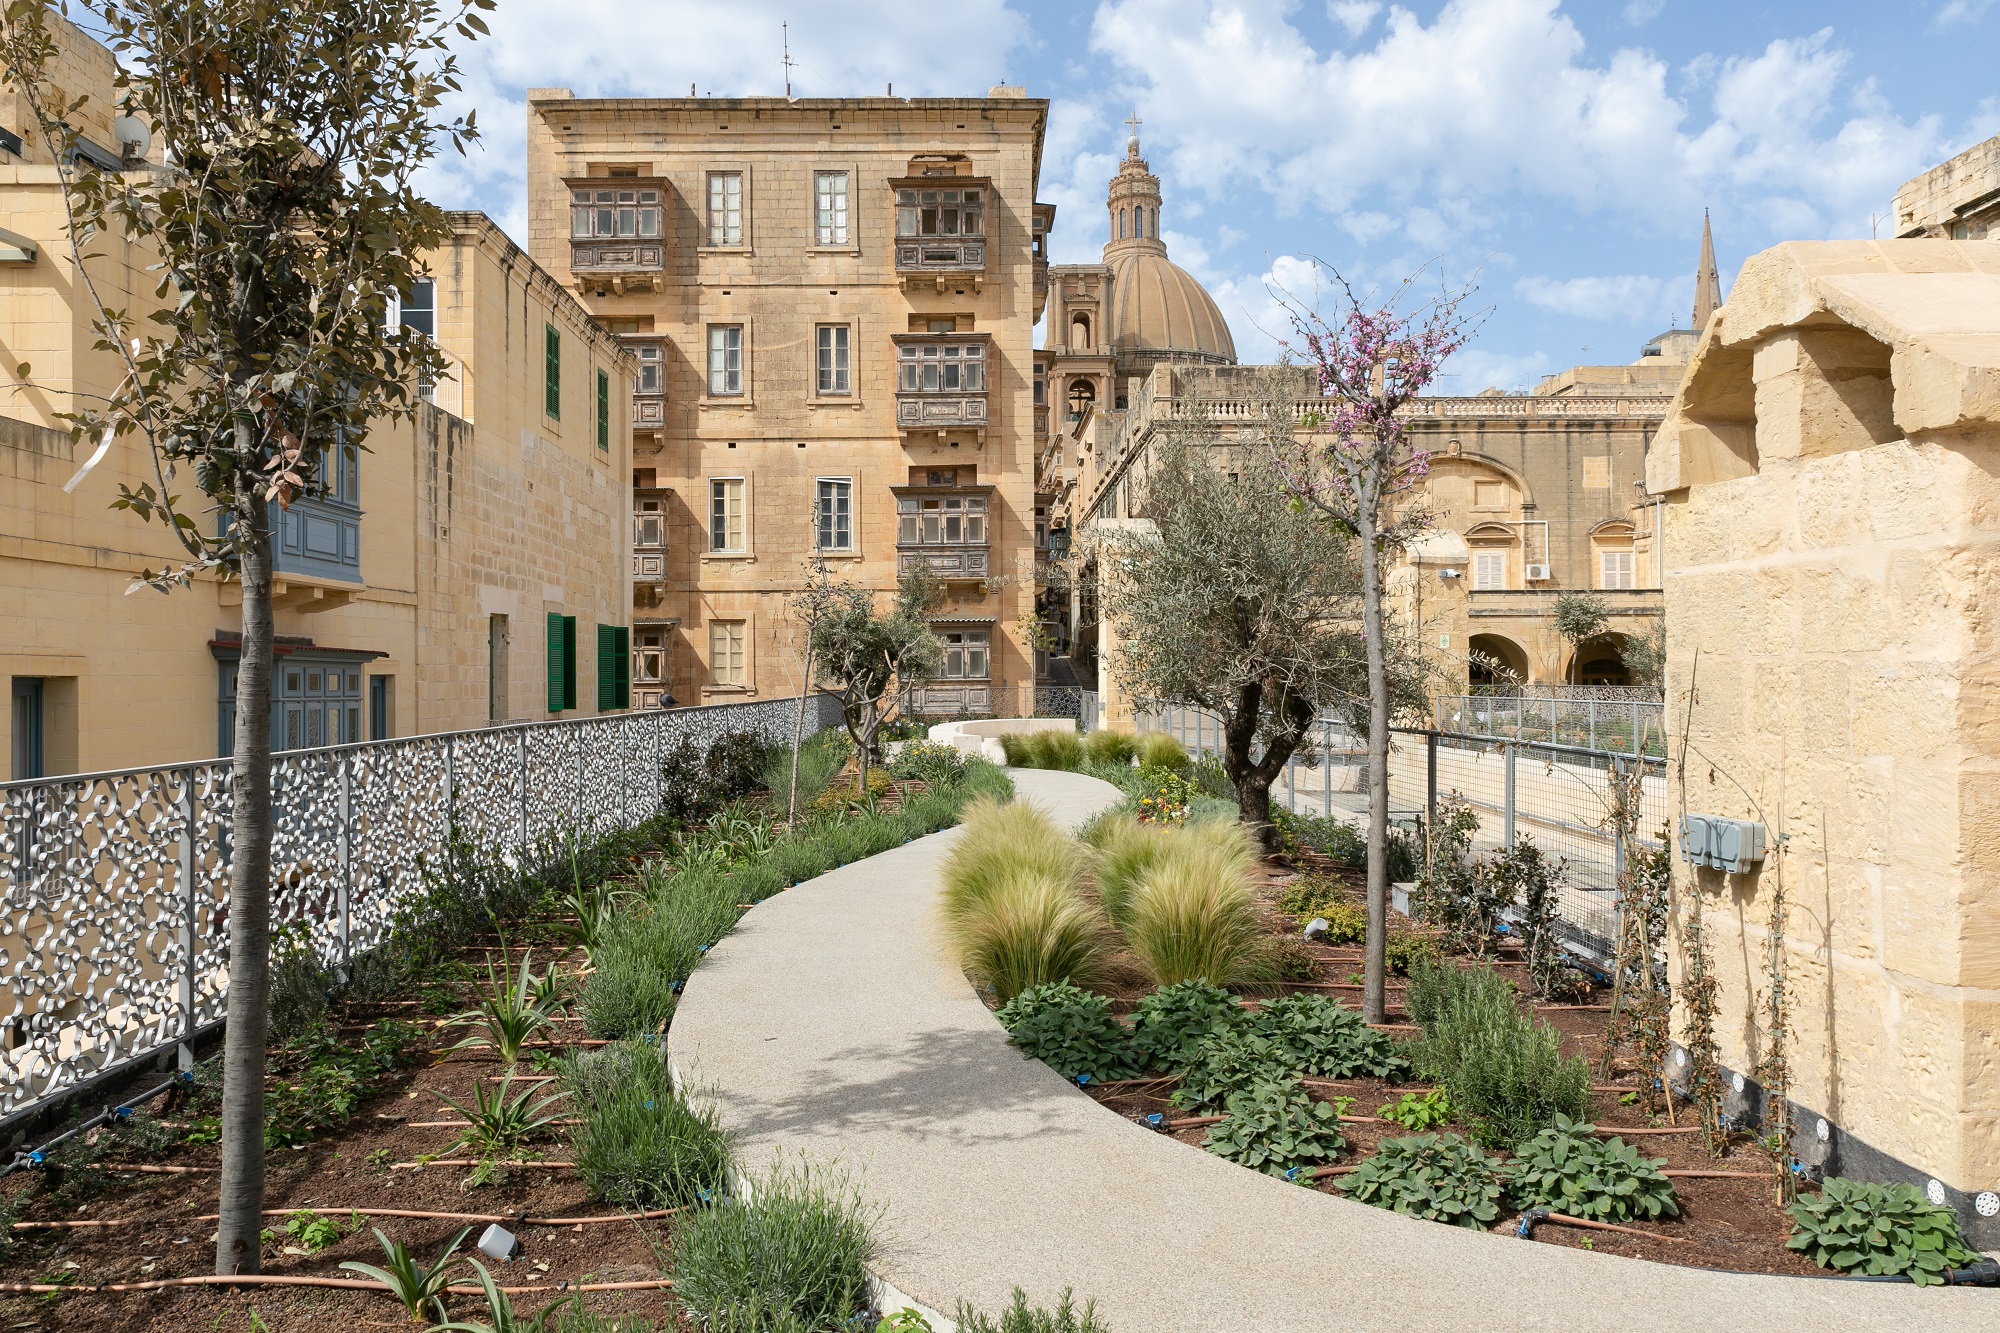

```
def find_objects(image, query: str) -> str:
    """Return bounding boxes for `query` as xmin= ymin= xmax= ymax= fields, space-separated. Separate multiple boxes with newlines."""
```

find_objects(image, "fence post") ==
xmin=336 ymin=755 xmax=352 ymax=978
xmin=1612 ymin=757 xmax=1628 ymax=888
xmin=1504 ymin=743 xmax=1517 ymax=851
xmin=517 ymin=728 xmax=529 ymax=856
xmin=1588 ymin=698 xmax=1598 ymax=751
xmin=1631 ymin=700 xmax=1642 ymax=758
xmin=1322 ymin=718 xmax=1333 ymax=817
xmin=1426 ymin=730 xmax=1439 ymax=834
xmin=176 ymin=768 xmax=198 ymax=1071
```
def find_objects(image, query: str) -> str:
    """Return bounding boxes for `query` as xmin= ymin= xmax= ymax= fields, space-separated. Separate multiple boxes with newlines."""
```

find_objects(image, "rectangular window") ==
xmin=898 ymin=341 xmax=985 ymax=392
xmin=544 ymin=323 xmax=561 ymax=419
xmin=635 ymin=631 xmax=665 ymax=685
xmin=596 ymin=369 xmax=610 ymax=451
xmin=814 ymin=171 xmax=850 ymax=245
xmin=636 ymin=344 xmax=662 ymax=394
xmin=596 ymin=623 xmax=631 ymax=711
xmin=1600 ymin=550 xmax=1635 ymax=590
xmin=895 ymin=187 xmax=983 ymax=238
xmin=709 ymin=477 xmax=746 ymax=553
xmin=816 ymin=478 xmax=853 ymax=552
xmin=896 ymin=495 xmax=986 ymax=545
xmin=937 ymin=629 xmax=990 ymax=680
xmin=709 ymin=620 xmax=746 ymax=687
xmin=634 ymin=496 xmax=664 ymax=549
xmin=817 ymin=325 xmax=850 ymax=395
xmin=706 ymin=172 xmax=743 ymax=245
xmin=546 ymin=612 xmax=577 ymax=712
xmin=399 ymin=280 xmax=435 ymax=338
xmin=1473 ymin=552 xmax=1506 ymax=591
xmin=571 ymin=187 xmax=660 ymax=238
xmin=708 ymin=325 xmax=743 ymax=396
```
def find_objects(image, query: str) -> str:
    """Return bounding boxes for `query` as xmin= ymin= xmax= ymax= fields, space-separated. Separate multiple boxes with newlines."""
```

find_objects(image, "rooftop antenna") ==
xmin=782 ymin=22 xmax=795 ymax=99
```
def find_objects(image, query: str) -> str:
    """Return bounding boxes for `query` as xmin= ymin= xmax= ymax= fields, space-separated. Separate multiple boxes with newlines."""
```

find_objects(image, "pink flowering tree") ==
xmin=1267 ymin=266 xmax=1479 ymax=1024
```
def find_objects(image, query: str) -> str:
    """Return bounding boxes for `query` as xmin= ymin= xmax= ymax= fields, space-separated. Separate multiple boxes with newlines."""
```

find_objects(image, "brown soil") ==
xmin=1081 ymin=850 xmax=1826 ymax=1279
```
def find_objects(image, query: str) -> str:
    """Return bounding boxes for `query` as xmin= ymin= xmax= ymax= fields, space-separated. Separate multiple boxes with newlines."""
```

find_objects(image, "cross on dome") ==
xmin=1124 ymin=111 xmax=1142 ymax=157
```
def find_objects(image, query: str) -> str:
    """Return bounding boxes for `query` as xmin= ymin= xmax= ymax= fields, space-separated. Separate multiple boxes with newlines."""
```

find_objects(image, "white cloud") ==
xmin=1328 ymin=2 xmax=1382 ymax=38
xmin=1936 ymin=0 xmax=1996 ymax=26
xmin=1622 ymin=0 xmax=1665 ymax=25
xmin=1515 ymin=273 xmax=1678 ymax=323
xmin=1439 ymin=347 xmax=1557 ymax=396
xmin=414 ymin=0 xmax=1032 ymax=244
xmin=1085 ymin=0 xmax=1952 ymax=245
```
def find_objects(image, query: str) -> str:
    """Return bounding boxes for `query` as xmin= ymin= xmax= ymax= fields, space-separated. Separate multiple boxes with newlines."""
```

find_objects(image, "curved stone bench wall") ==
xmin=927 ymin=716 xmax=1075 ymax=765
xmin=669 ymin=770 xmax=1991 ymax=1331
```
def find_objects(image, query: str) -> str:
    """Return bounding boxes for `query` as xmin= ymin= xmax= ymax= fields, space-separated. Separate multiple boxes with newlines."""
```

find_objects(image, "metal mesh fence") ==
xmin=1135 ymin=702 xmax=1668 ymax=959
xmin=0 ymin=694 xmax=842 ymax=1129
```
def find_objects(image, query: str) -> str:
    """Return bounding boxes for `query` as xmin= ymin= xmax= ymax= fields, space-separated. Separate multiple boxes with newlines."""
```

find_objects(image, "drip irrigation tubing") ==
xmin=13 ymin=1206 xmax=686 ymax=1232
xmin=390 ymin=1158 xmax=576 ymax=1170
xmin=1514 ymin=1208 xmax=1690 ymax=1245
xmin=1 ymin=1072 xmax=186 ymax=1180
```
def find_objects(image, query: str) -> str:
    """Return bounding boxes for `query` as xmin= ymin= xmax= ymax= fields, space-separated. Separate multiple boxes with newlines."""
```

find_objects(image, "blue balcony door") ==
xmin=217 ymin=654 xmax=366 ymax=756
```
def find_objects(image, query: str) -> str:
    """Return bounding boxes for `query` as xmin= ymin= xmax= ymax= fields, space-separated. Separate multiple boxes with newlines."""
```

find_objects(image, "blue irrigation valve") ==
xmin=1284 ymin=1166 xmax=1302 ymax=1182
xmin=111 ymin=1106 xmax=134 ymax=1121
xmin=1074 ymin=1074 xmax=1093 ymax=1087
xmin=28 ymin=1150 xmax=46 ymax=1166
xmin=1140 ymin=1112 xmax=1168 ymax=1133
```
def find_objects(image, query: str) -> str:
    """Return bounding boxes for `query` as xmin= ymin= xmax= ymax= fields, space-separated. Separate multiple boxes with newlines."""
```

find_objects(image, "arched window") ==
xmin=1590 ymin=521 xmax=1637 ymax=589
xmin=1118 ymin=207 xmax=1127 ymax=239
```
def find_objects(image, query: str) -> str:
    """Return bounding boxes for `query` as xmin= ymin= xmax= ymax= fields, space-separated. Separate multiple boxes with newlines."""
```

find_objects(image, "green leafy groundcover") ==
xmin=1337 ymin=1133 xmax=1506 ymax=1229
xmin=1203 ymin=1076 xmax=1346 ymax=1177
xmin=994 ymin=982 xmax=1141 ymax=1083
xmin=1506 ymin=1114 xmax=1678 ymax=1223
xmin=1786 ymin=1177 xmax=1981 ymax=1285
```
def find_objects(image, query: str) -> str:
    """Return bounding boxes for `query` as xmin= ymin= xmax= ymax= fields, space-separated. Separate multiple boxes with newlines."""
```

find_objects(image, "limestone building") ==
xmin=1051 ymin=148 xmax=1716 ymax=706
xmin=1894 ymin=132 xmax=2000 ymax=241
xmin=2 ymin=16 xmax=635 ymax=776
xmin=1648 ymin=237 xmax=2000 ymax=1248
xmin=524 ymin=90 xmax=1052 ymax=713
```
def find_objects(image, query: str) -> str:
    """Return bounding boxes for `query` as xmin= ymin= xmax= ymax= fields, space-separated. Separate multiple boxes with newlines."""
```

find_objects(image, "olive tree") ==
xmin=1 ymin=0 xmax=486 ymax=1274
xmin=1553 ymin=590 xmax=1610 ymax=682
xmin=1103 ymin=402 xmax=1419 ymax=843
xmin=812 ymin=569 xmax=945 ymax=787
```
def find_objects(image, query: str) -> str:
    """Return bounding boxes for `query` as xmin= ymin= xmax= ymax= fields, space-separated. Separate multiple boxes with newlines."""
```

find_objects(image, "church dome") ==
xmin=1105 ymin=250 xmax=1237 ymax=365
xmin=1098 ymin=125 xmax=1236 ymax=368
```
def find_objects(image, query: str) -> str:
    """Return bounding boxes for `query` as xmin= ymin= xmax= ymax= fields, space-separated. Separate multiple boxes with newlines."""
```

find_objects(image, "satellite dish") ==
xmin=111 ymin=115 xmax=150 ymax=162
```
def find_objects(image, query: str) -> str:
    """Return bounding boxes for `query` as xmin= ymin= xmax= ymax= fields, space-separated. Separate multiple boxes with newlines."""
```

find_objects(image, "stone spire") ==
xmin=1693 ymin=210 xmax=1723 ymax=332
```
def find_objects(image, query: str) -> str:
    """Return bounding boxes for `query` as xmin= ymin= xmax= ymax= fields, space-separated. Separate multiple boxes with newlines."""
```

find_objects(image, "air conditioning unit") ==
xmin=1524 ymin=564 xmax=1551 ymax=582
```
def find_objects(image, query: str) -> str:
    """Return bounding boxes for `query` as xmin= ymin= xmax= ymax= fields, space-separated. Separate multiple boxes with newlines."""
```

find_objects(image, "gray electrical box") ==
xmin=1682 ymin=814 xmax=1767 ymax=873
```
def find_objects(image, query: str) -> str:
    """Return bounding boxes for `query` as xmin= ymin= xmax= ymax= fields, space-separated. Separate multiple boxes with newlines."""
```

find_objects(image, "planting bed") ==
xmin=992 ymin=810 xmax=1850 ymax=1281
xmin=1 ymin=737 xmax=998 ymax=1333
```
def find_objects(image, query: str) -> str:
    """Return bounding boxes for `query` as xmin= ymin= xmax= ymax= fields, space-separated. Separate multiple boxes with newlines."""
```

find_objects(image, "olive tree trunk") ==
xmin=1358 ymin=514 xmax=1391 ymax=1026
xmin=217 ymin=473 xmax=275 ymax=1274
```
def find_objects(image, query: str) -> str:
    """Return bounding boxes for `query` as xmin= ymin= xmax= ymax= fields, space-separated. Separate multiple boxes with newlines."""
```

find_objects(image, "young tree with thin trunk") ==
xmin=1103 ymin=382 xmax=1419 ymax=844
xmin=1 ymin=0 xmax=487 ymax=1275
xmin=1268 ymin=267 xmax=1479 ymax=1025
xmin=783 ymin=549 xmax=851 ymax=826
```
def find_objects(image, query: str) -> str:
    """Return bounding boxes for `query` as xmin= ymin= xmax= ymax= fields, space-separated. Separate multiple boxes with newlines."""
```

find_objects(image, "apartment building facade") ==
xmin=2 ymin=16 xmax=635 ymax=776
xmin=524 ymin=90 xmax=1051 ymax=712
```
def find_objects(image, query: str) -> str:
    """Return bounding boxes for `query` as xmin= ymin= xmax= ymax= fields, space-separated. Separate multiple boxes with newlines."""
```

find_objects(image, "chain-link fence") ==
xmin=1135 ymin=701 xmax=1668 ymax=960
xmin=1434 ymin=693 xmax=1667 ymax=759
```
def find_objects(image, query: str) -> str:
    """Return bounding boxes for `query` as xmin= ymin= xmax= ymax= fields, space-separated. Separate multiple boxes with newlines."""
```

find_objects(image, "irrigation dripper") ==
xmin=1137 ymin=1113 xmax=1170 ymax=1134
xmin=1074 ymin=1074 xmax=1093 ymax=1088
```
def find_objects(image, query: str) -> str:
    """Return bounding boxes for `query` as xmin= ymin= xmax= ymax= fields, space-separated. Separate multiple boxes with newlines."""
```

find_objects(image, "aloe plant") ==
xmin=450 ymin=948 xmax=557 ymax=1065
xmin=436 ymin=1071 xmax=572 ymax=1158
xmin=425 ymin=1259 xmax=576 ymax=1332
xmin=340 ymin=1225 xmax=473 ymax=1323
xmin=558 ymin=877 xmax=629 ymax=961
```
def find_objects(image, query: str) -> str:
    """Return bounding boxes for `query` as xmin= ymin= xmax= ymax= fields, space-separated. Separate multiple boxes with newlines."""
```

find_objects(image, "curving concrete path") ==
xmin=670 ymin=769 xmax=1993 ymax=1331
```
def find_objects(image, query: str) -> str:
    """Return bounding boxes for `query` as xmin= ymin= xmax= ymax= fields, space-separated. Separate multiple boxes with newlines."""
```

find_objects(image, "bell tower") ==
xmin=1105 ymin=113 xmax=1168 ymax=260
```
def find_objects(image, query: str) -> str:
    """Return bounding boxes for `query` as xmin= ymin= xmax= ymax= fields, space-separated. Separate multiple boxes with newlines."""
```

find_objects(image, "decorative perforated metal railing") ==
xmin=0 ymin=695 xmax=841 ymax=1126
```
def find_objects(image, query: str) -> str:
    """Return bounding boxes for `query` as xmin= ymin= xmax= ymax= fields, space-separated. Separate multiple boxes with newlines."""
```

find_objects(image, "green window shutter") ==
xmin=596 ymin=369 xmax=610 ymax=451
xmin=614 ymin=625 xmax=631 ymax=709
xmin=544 ymin=323 xmax=561 ymax=419
xmin=561 ymin=615 xmax=578 ymax=710
xmin=596 ymin=623 xmax=616 ymax=711
xmin=546 ymin=612 xmax=565 ymax=712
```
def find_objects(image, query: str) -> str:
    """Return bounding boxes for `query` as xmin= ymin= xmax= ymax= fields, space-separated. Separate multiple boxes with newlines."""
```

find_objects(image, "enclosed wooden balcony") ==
xmin=893 ymin=484 xmax=992 ymax=583
xmin=892 ymin=177 xmax=989 ymax=290
xmin=894 ymin=333 xmax=990 ymax=442
xmin=567 ymin=178 xmax=667 ymax=294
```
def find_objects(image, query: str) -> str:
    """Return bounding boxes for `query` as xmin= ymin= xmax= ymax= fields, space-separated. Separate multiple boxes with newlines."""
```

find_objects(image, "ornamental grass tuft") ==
xmin=949 ymin=867 xmax=1110 ymax=1002
xmin=1120 ymin=831 xmax=1267 ymax=989
xmin=1134 ymin=732 xmax=1190 ymax=773
xmin=1081 ymin=729 xmax=1137 ymax=767
xmin=939 ymin=797 xmax=1087 ymax=924
xmin=1082 ymin=814 xmax=1171 ymax=928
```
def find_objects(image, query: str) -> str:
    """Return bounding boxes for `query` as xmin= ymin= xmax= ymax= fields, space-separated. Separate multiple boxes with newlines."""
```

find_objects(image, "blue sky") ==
xmin=423 ymin=0 xmax=2000 ymax=394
